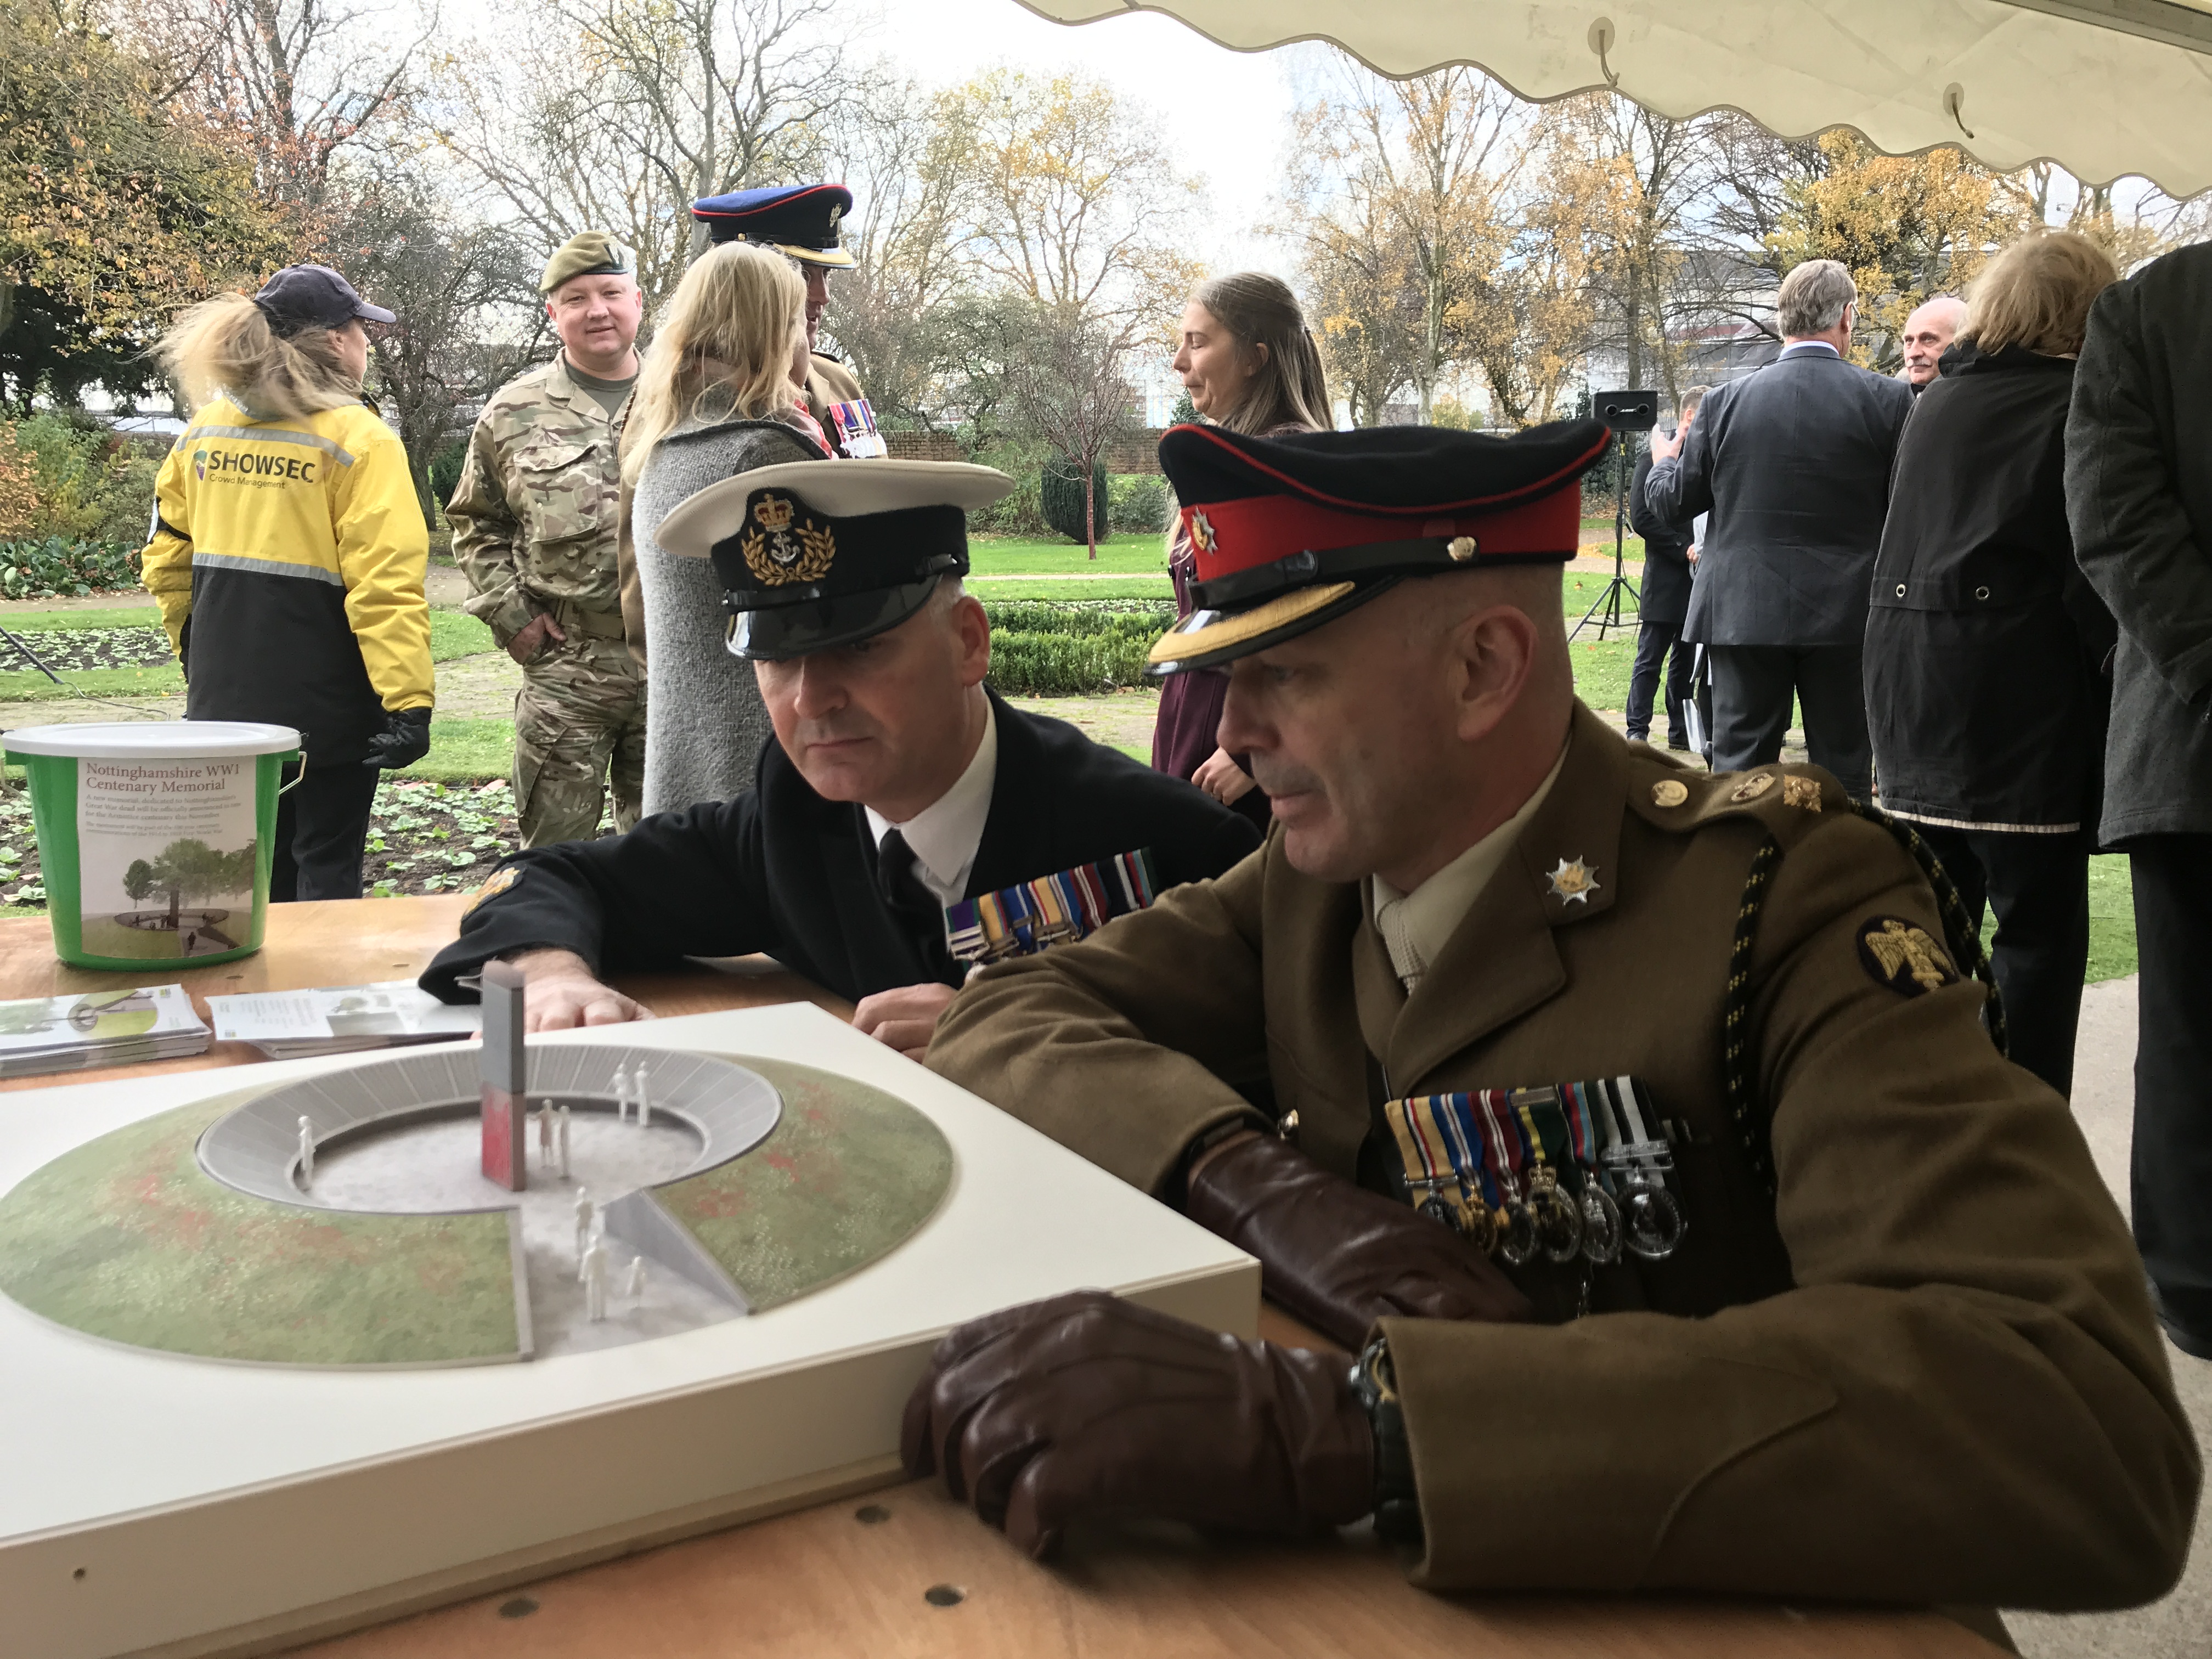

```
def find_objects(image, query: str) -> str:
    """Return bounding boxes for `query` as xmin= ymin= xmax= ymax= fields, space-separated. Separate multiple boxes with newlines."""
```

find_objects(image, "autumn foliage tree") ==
xmin=1 ymin=0 xmax=291 ymax=409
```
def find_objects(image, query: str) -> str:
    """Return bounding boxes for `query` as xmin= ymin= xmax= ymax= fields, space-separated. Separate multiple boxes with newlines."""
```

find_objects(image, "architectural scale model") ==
xmin=0 ymin=1004 xmax=1256 ymax=1659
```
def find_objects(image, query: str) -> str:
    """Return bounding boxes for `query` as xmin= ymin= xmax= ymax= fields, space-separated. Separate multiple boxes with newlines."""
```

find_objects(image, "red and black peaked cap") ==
xmin=1148 ymin=420 xmax=1612 ymax=674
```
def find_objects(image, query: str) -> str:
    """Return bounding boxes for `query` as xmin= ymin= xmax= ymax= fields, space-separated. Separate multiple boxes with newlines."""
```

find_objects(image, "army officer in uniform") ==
xmin=904 ymin=422 xmax=2198 ymax=1632
xmin=424 ymin=460 xmax=1260 ymax=1049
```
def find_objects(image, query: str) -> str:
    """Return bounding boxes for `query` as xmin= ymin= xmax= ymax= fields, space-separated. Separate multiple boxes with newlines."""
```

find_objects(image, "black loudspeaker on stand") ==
xmin=1570 ymin=390 xmax=1660 ymax=645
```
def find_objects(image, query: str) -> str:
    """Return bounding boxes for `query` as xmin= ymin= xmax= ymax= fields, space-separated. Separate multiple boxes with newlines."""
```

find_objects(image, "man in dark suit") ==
xmin=423 ymin=460 xmax=1260 ymax=1058
xmin=1645 ymin=261 xmax=1914 ymax=798
xmin=1624 ymin=385 xmax=1706 ymax=749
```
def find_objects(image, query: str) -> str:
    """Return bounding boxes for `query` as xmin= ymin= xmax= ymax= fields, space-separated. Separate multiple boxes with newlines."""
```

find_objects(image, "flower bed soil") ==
xmin=0 ymin=627 xmax=173 ymax=673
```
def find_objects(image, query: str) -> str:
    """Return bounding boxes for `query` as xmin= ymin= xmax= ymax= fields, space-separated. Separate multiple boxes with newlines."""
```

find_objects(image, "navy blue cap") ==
xmin=253 ymin=265 xmax=394 ymax=337
xmin=690 ymin=184 xmax=855 ymax=267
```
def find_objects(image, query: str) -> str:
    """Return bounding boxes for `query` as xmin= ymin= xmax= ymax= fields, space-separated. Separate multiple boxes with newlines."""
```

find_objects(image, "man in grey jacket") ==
xmin=2067 ymin=240 xmax=2212 ymax=1360
xmin=1646 ymin=261 xmax=1914 ymax=798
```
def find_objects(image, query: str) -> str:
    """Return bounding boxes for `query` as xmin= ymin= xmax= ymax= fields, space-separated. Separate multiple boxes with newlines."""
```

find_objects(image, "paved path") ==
xmin=2010 ymin=975 xmax=2210 ymax=1658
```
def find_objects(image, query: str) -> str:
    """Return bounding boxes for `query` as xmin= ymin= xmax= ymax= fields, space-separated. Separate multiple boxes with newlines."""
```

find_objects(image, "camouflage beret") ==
xmin=540 ymin=232 xmax=636 ymax=295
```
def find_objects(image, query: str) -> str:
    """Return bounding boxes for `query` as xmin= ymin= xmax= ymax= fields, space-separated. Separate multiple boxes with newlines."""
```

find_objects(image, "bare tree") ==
xmin=134 ymin=0 xmax=427 ymax=210
xmin=433 ymin=0 xmax=861 ymax=313
xmin=1002 ymin=304 xmax=1137 ymax=561
xmin=331 ymin=174 xmax=539 ymax=518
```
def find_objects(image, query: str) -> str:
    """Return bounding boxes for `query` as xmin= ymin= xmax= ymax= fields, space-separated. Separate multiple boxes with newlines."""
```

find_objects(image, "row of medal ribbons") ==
xmin=1384 ymin=1077 xmax=1689 ymax=1267
xmin=944 ymin=848 xmax=1161 ymax=967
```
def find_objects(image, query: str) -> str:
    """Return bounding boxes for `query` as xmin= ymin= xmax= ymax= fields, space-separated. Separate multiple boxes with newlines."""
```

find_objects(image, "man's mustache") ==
xmin=1249 ymin=758 xmax=1323 ymax=798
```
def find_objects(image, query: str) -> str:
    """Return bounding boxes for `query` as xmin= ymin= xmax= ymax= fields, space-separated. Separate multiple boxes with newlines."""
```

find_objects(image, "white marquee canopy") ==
xmin=1016 ymin=0 xmax=2212 ymax=198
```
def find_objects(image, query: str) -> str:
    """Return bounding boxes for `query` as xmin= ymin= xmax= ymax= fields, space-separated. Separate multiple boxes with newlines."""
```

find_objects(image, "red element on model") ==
xmin=479 ymin=961 xmax=527 ymax=1192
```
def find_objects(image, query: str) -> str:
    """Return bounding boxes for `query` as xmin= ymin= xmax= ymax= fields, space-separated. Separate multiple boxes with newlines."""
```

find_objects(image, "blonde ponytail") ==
xmin=153 ymin=292 xmax=362 ymax=421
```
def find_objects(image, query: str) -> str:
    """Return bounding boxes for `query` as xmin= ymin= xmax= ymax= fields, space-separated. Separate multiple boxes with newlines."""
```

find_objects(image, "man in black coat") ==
xmin=1646 ymin=261 xmax=1914 ymax=798
xmin=2067 ymin=240 xmax=2212 ymax=1359
xmin=423 ymin=460 xmax=1260 ymax=1057
xmin=1623 ymin=385 xmax=1705 ymax=749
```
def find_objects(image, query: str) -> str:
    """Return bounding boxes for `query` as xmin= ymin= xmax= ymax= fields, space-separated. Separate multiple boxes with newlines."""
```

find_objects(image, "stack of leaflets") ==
xmin=206 ymin=978 xmax=480 ymax=1059
xmin=0 ymin=984 xmax=211 ymax=1077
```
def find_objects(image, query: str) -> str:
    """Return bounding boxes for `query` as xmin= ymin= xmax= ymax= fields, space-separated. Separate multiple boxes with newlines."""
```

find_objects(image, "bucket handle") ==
xmin=277 ymin=741 xmax=308 ymax=795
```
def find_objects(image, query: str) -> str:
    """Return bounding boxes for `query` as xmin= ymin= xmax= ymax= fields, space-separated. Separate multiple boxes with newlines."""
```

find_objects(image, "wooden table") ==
xmin=0 ymin=900 xmax=1998 ymax=1657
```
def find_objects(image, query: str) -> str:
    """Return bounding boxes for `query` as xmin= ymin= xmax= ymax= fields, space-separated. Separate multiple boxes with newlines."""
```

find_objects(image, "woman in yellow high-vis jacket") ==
xmin=143 ymin=265 xmax=435 ymax=901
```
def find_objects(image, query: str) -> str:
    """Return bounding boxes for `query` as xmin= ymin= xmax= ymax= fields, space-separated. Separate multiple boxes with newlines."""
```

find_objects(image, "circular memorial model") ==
xmin=0 ymin=1031 xmax=954 ymax=1368
xmin=0 ymin=720 xmax=300 ymax=968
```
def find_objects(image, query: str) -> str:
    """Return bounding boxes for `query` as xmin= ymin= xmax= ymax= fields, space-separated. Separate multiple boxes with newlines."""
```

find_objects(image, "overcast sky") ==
xmin=859 ymin=0 xmax=1339 ymax=280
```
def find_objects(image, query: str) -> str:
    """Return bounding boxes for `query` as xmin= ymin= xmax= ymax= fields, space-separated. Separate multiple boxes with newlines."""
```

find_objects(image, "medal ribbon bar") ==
xmin=944 ymin=848 xmax=1161 ymax=966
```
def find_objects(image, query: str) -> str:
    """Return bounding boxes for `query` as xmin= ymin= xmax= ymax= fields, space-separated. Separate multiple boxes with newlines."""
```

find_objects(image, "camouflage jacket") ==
xmin=446 ymin=354 xmax=627 ymax=646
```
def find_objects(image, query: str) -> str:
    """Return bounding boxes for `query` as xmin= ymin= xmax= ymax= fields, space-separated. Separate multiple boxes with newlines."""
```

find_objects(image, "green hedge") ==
xmin=0 ymin=538 xmax=142 ymax=599
xmin=982 ymin=599 xmax=1176 ymax=696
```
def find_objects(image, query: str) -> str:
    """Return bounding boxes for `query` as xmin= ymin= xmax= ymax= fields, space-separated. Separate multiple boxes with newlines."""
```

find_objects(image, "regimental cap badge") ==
xmin=1780 ymin=774 xmax=1822 ymax=811
xmin=1856 ymin=915 xmax=1959 ymax=996
xmin=1189 ymin=509 xmax=1216 ymax=555
xmin=740 ymin=490 xmax=834 ymax=586
xmin=1729 ymin=772 xmax=1778 ymax=803
xmin=1546 ymin=856 xmax=1599 ymax=905
xmin=464 ymin=866 xmax=521 ymax=915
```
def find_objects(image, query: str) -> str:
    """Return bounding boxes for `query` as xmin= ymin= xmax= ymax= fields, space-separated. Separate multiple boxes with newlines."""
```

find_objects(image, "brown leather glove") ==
xmin=901 ymin=1290 xmax=1373 ymax=1560
xmin=1185 ymin=1132 xmax=1532 ymax=1348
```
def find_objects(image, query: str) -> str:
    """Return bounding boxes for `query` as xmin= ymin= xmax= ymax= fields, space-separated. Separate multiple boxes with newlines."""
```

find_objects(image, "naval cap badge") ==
xmin=1546 ymin=856 xmax=1599 ymax=905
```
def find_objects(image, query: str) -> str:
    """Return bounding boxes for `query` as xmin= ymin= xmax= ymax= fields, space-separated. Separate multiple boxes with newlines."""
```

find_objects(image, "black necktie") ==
xmin=876 ymin=829 xmax=957 ymax=982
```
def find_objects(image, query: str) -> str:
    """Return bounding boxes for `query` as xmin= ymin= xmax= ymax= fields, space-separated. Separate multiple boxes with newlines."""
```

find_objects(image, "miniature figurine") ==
xmin=536 ymin=1105 xmax=553 ymax=1164
xmin=610 ymin=1063 xmax=630 ymax=1124
xmin=635 ymin=1062 xmax=651 ymax=1130
xmin=478 ymin=962 xmax=528 ymax=1191
xmin=582 ymin=1238 xmax=609 ymax=1323
xmin=296 ymin=1116 xmax=315 ymax=1189
xmin=627 ymin=1256 xmax=647 ymax=1306
xmin=556 ymin=1102 xmax=572 ymax=1178
xmin=573 ymin=1187 xmax=594 ymax=1267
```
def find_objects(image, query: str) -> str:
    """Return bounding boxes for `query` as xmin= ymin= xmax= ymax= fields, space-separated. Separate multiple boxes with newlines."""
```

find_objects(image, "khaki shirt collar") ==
xmin=1369 ymin=740 xmax=1571 ymax=991
xmin=1358 ymin=703 xmax=1634 ymax=1089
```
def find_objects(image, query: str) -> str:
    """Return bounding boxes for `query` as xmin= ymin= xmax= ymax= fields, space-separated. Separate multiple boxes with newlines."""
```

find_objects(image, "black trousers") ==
xmin=1915 ymin=826 xmax=2089 ymax=1099
xmin=1625 ymin=619 xmax=1695 ymax=747
xmin=2128 ymin=837 xmax=2212 ymax=1347
xmin=1708 ymin=642 xmax=1872 ymax=799
xmin=271 ymin=762 xmax=380 ymax=903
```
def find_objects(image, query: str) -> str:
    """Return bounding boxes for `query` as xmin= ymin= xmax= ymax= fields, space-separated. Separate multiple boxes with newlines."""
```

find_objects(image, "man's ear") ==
xmin=1448 ymin=602 xmax=1539 ymax=746
xmin=952 ymin=592 xmax=992 ymax=689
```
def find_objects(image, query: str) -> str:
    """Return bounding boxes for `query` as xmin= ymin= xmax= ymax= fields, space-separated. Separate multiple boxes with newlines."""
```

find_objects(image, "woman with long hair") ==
xmin=621 ymin=240 xmax=830 ymax=815
xmin=140 ymin=264 xmax=433 ymax=901
xmin=1866 ymin=230 xmax=2122 ymax=1097
xmin=1156 ymin=274 xmax=1332 ymax=827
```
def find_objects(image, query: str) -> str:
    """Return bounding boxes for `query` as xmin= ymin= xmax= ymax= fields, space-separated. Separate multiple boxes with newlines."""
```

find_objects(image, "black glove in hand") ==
xmin=1186 ymin=1132 xmax=1532 ymax=1350
xmin=902 ymin=1290 xmax=1373 ymax=1560
xmin=362 ymin=707 xmax=432 ymax=770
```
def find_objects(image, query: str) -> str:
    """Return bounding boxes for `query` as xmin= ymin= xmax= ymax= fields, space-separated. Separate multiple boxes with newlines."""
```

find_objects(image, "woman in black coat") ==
xmin=1865 ymin=232 xmax=2121 ymax=1098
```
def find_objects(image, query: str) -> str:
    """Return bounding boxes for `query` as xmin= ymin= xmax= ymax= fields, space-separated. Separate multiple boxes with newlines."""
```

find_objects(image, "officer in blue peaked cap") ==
xmin=690 ymin=184 xmax=884 ymax=460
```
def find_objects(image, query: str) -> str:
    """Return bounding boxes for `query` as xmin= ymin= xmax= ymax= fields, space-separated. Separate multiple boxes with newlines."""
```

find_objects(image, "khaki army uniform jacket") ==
xmin=927 ymin=704 xmax=2198 ymax=1609
xmin=447 ymin=355 xmax=628 ymax=649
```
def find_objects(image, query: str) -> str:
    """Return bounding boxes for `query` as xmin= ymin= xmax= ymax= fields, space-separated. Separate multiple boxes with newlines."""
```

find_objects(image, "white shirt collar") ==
xmin=865 ymin=698 xmax=997 ymax=907
xmin=1779 ymin=340 xmax=1841 ymax=359
xmin=1368 ymin=739 xmax=1572 ymax=992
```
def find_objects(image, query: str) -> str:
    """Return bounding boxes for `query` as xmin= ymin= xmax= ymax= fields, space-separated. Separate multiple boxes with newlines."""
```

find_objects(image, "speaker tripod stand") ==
xmin=1570 ymin=428 xmax=1640 ymax=644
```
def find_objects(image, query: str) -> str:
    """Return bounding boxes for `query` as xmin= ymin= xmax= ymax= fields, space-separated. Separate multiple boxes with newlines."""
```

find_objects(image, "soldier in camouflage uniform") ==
xmin=447 ymin=232 xmax=648 ymax=847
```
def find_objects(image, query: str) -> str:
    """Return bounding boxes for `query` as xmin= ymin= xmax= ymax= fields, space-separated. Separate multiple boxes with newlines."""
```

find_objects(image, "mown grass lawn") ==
xmin=969 ymin=537 xmax=1169 ymax=575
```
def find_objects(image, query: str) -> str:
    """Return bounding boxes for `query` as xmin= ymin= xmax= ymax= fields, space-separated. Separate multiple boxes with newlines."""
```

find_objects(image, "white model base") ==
xmin=0 ymin=1003 xmax=1259 ymax=1659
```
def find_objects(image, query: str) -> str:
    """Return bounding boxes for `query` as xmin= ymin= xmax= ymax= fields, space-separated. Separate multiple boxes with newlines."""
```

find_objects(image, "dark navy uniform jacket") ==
xmin=421 ymin=689 xmax=1261 ymax=1003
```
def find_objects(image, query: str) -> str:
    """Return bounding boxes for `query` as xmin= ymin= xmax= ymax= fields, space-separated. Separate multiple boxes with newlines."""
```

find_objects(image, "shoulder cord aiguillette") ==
xmin=1722 ymin=799 xmax=2009 ymax=1195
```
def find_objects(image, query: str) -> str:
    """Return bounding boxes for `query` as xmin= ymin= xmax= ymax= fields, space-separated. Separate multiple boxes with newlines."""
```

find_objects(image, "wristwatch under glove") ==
xmin=363 ymin=707 xmax=433 ymax=770
xmin=1184 ymin=1131 xmax=1533 ymax=1350
xmin=902 ymin=1289 xmax=1375 ymax=1560
xmin=1352 ymin=1335 xmax=1423 ymax=1547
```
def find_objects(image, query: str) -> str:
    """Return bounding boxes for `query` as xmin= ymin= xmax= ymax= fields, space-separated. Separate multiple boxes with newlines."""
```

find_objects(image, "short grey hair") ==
xmin=1776 ymin=260 xmax=1858 ymax=337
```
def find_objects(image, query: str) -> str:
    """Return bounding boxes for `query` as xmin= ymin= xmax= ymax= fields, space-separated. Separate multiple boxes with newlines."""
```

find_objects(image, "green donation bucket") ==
xmin=1 ymin=722 xmax=301 ymax=969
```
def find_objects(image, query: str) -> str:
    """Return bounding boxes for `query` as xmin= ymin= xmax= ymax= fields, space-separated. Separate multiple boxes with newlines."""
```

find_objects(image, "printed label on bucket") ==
xmin=77 ymin=758 xmax=260 ymax=960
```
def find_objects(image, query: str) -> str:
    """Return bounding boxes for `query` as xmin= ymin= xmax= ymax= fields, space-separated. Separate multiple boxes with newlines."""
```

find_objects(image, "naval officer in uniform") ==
xmin=904 ymin=422 xmax=2198 ymax=1630
xmin=425 ymin=459 xmax=1260 ymax=1049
